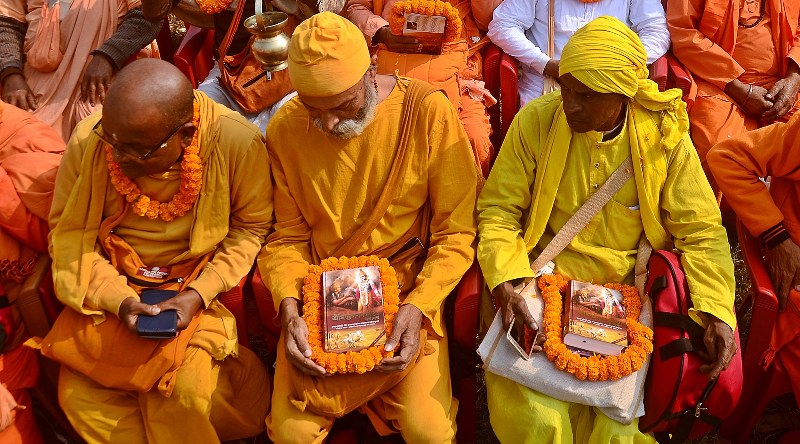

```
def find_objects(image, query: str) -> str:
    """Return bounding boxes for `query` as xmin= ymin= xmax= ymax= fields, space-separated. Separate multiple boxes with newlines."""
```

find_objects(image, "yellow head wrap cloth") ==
xmin=288 ymin=12 xmax=371 ymax=98
xmin=559 ymin=16 xmax=688 ymax=149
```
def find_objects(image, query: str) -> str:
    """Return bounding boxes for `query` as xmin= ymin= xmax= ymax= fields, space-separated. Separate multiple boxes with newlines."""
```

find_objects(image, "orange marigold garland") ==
xmin=195 ymin=0 xmax=234 ymax=14
xmin=105 ymin=100 xmax=203 ymax=222
xmin=389 ymin=0 xmax=463 ymax=43
xmin=302 ymin=256 xmax=401 ymax=375
xmin=538 ymin=274 xmax=654 ymax=381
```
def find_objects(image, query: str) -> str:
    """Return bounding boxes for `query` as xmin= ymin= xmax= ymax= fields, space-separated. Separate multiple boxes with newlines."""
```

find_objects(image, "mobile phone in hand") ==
xmin=137 ymin=289 xmax=178 ymax=339
xmin=506 ymin=315 xmax=538 ymax=360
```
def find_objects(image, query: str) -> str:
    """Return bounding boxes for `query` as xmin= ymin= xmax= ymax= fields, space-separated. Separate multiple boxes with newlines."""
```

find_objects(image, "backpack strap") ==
xmin=330 ymin=79 xmax=441 ymax=258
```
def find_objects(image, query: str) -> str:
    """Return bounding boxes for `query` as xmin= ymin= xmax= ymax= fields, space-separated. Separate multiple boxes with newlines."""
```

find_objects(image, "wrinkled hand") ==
xmin=0 ymin=383 xmax=23 ymax=432
xmin=378 ymin=304 xmax=423 ymax=372
xmin=1 ymin=74 xmax=37 ymax=111
xmin=280 ymin=298 xmax=326 ymax=376
xmin=119 ymin=296 xmax=162 ymax=333
xmin=763 ymin=74 xmax=800 ymax=121
xmin=155 ymin=289 xmax=204 ymax=330
xmin=726 ymin=79 xmax=773 ymax=117
xmin=80 ymin=54 xmax=115 ymax=106
xmin=374 ymin=26 xmax=422 ymax=54
xmin=493 ymin=280 xmax=539 ymax=344
xmin=544 ymin=59 xmax=560 ymax=79
xmin=697 ymin=314 xmax=737 ymax=380
xmin=767 ymin=239 xmax=800 ymax=311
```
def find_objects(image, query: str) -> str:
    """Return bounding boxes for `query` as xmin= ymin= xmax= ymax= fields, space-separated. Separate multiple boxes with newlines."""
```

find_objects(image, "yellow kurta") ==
xmin=47 ymin=91 xmax=273 ymax=443
xmin=477 ymin=93 xmax=735 ymax=443
xmin=259 ymin=78 xmax=479 ymax=443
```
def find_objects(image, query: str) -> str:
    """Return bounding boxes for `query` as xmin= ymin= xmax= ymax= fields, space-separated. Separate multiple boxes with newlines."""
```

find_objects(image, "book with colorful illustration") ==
xmin=563 ymin=280 xmax=629 ymax=356
xmin=322 ymin=265 xmax=386 ymax=353
xmin=402 ymin=13 xmax=446 ymax=54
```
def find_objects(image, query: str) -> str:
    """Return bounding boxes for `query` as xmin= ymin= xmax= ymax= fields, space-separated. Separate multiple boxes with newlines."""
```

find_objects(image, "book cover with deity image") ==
xmin=563 ymin=280 xmax=629 ymax=356
xmin=322 ymin=265 xmax=387 ymax=353
xmin=402 ymin=13 xmax=446 ymax=55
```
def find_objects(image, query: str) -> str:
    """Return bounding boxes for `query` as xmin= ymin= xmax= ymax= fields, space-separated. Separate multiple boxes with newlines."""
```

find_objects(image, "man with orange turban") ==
xmin=667 ymin=0 xmax=800 ymax=193
xmin=42 ymin=59 xmax=272 ymax=443
xmin=0 ymin=100 xmax=64 ymax=444
xmin=341 ymin=0 xmax=500 ymax=176
xmin=478 ymin=17 xmax=737 ymax=442
xmin=258 ymin=12 xmax=479 ymax=443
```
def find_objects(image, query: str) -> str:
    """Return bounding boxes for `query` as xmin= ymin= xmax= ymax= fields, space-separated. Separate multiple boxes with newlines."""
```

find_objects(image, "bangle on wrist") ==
xmin=744 ymin=84 xmax=753 ymax=103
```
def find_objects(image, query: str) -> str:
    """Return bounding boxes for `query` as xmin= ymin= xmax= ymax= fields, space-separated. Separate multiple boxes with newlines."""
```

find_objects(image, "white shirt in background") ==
xmin=488 ymin=0 xmax=671 ymax=105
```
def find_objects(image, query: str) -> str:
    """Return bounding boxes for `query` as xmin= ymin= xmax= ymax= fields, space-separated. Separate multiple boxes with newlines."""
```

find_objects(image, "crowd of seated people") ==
xmin=0 ymin=0 xmax=798 ymax=443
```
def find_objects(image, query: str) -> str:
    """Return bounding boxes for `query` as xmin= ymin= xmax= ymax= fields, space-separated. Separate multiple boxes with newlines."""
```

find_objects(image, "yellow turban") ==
xmin=559 ymin=16 xmax=688 ymax=149
xmin=288 ymin=12 xmax=371 ymax=98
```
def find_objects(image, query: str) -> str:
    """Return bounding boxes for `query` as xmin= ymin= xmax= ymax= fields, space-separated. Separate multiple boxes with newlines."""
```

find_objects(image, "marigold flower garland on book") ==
xmin=302 ymin=256 xmax=401 ymax=375
xmin=196 ymin=0 xmax=234 ymax=14
xmin=105 ymin=101 xmax=203 ymax=222
xmin=537 ymin=274 xmax=654 ymax=381
xmin=389 ymin=0 xmax=463 ymax=43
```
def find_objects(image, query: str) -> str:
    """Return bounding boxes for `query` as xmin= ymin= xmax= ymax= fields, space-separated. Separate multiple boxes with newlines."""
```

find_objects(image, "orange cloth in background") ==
xmin=0 ymin=101 xmax=63 ymax=282
xmin=708 ymin=112 xmax=800 ymax=404
xmin=343 ymin=0 xmax=499 ymax=175
xmin=667 ymin=0 xmax=800 ymax=190
xmin=0 ymin=0 xmax=154 ymax=140
xmin=0 ymin=345 xmax=44 ymax=444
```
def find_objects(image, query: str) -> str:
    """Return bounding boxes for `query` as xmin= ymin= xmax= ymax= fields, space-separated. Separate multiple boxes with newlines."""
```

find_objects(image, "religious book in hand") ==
xmin=137 ymin=289 xmax=178 ymax=339
xmin=562 ymin=280 xmax=629 ymax=356
xmin=322 ymin=265 xmax=386 ymax=353
xmin=402 ymin=13 xmax=446 ymax=55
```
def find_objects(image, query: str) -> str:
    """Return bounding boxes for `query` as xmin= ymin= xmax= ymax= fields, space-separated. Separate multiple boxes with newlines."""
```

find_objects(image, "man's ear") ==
xmin=180 ymin=123 xmax=196 ymax=148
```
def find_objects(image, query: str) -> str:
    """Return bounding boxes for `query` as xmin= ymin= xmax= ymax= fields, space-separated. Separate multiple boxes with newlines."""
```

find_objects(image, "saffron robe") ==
xmin=342 ymin=0 xmax=502 ymax=175
xmin=259 ymin=78 xmax=479 ymax=442
xmin=0 ymin=0 xmax=157 ymax=140
xmin=667 ymin=0 xmax=800 ymax=189
xmin=47 ymin=91 xmax=273 ymax=443
xmin=708 ymin=111 xmax=800 ymax=404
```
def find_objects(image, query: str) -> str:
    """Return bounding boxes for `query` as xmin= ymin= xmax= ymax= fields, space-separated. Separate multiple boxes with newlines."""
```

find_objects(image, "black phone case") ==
xmin=137 ymin=289 xmax=178 ymax=339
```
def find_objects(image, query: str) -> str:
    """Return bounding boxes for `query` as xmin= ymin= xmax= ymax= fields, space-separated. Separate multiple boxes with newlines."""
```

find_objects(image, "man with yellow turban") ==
xmin=258 ymin=12 xmax=479 ymax=443
xmin=42 ymin=59 xmax=272 ymax=443
xmin=477 ymin=16 xmax=738 ymax=442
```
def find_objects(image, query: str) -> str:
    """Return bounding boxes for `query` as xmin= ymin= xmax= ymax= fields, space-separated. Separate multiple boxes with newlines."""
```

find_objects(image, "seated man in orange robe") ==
xmin=709 ymin=113 xmax=800 ymax=411
xmin=667 ymin=0 xmax=800 ymax=192
xmin=0 ymin=0 xmax=162 ymax=140
xmin=342 ymin=0 xmax=501 ymax=176
xmin=43 ymin=59 xmax=272 ymax=443
xmin=0 ymin=100 xmax=64 ymax=444
xmin=258 ymin=12 xmax=479 ymax=443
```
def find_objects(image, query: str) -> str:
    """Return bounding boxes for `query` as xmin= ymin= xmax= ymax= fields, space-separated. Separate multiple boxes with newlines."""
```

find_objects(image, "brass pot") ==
xmin=244 ymin=11 xmax=291 ymax=72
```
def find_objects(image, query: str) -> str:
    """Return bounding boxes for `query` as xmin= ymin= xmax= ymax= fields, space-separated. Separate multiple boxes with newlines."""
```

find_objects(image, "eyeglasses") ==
xmin=92 ymin=119 xmax=189 ymax=161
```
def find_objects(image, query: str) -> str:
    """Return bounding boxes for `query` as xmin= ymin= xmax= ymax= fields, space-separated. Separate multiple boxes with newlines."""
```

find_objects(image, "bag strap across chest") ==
xmin=331 ymin=80 xmax=440 ymax=258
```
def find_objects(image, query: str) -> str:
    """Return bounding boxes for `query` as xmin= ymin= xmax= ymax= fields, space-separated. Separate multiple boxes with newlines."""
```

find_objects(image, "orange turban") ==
xmin=288 ymin=12 xmax=371 ymax=98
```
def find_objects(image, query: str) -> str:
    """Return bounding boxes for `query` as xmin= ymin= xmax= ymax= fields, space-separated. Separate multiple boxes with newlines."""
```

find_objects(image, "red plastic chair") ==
xmin=250 ymin=263 xmax=484 ymax=443
xmin=174 ymin=26 xmax=216 ymax=88
xmin=718 ymin=219 xmax=794 ymax=444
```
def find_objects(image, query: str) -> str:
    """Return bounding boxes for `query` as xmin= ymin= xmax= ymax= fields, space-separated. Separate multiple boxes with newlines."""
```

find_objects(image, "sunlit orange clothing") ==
xmin=46 ymin=92 xmax=273 ymax=443
xmin=667 ymin=0 xmax=800 ymax=190
xmin=708 ymin=111 xmax=800 ymax=405
xmin=0 ymin=102 xmax=61 ymax=444
xmin=259 ymin=79 xmax=479 ymax=443
xmin=342 ymin=0 xmax=502 ymax=175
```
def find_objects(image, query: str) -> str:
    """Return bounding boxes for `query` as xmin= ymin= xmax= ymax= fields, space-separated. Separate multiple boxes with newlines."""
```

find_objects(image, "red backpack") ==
xmin=639 ymin=250 xmax=743 ymax=442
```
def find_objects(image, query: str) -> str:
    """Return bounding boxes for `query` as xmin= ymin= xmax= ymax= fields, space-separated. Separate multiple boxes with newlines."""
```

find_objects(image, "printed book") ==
xmin=563 ymin=280 xmax=628 ymax=356
xmin=322 ymin=265 xmax=386 ymax=353
xmin=402 ymin=13 xmax=446 ymax=55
